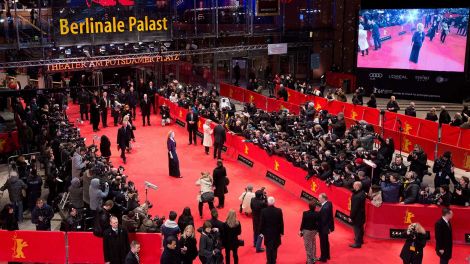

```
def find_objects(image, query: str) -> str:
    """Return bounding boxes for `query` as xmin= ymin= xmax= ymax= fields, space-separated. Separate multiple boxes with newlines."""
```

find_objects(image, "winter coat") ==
xmin=89 ymin=178 xmax=109 ymax=211
xmin=82 ymin=170 xmax=92 ymax=205
xmin=203 ymin=124 xmax=213 ymax=147
xmin=0 ymin=175 xmax=27 ymax=203
xmin=69 ymin=177 xmax=84 ymax=208
xmin=213 ymin=166 xmax=227 ymax=197
xmin=161 ymin=220 xmax=181 ymax=245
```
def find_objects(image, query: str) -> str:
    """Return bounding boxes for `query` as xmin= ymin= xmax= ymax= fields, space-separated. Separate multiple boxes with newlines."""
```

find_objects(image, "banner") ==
xmin=220 ymin=83 xmax=245 ymax=102
xmin=416 ymin=119 xmax=438 ymax=141
xmin=243 ymin=90 xmax=268 ymax=110
xmin=459 ymin=129 xmax=470 ymax=149
xmin=323 ymin=100 xmax=345 ymax=115
xmin=437 ymin=143 xmax=470 ymax=171
xmin=362 ymin=107 xmax=380 ymax=125
xmin=0 ymin=131 xmax=20 ymax=154
xmin=383 ymin=111 xmax=397 ymax=130
xmin=440 ymin=124 xmax=461 ymax=146
xmin=383 ymin=128 xmax=436 ymax=160
xmin=343 ymin=104 xmax=365 ymax=121
xmin=0 ymin=230 xmax=66 ymax=263
xmin=394 ymin=114 xmax=421 ymax=137
xmin=256 ymin=0 xmax=280 ymax=16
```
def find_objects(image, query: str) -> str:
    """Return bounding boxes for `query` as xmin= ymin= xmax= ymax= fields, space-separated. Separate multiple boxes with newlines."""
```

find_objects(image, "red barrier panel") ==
xmin=325 ymin=72 xmax=357 ymax=93
xmin=363 ymin=108 xmax=381 ymax=125
xmin=441 ymin=124 xmax=461 ymax=146
xmin=323 ymin=101 xmax=345 ymax=115
xmin=417 ymin=119 xmax=439 ymax=141
xmin=0 ymin=131 xmax=20 ymax=154
xmin=365 ymin=202 xmax=469 ymax=244
xmin=220 ymin=83 xmax=245 ymax=102
xmin=312 ymin=96 xmax=328 ymax=111
xmin=68 ymin=232 xmax=162 ymax=264
xmin=0 ymin=230 xmax=66 ymax=263
xmin=383 ymin=128 xmax=436 ymax=160
xmin=343 ymin=104 xmax=365 ymax=121
xmin=458 ymin=129 xmax=470 ymax=149
xmin=383 ymin=112 xmax=398 ymax=130
xmin=437 ymin=143 xmax=470 ymax=171
xmin=395 ymin=114 xmax=421 ymax=137
xmin=244 ymin=90 xmax=268 ymax=110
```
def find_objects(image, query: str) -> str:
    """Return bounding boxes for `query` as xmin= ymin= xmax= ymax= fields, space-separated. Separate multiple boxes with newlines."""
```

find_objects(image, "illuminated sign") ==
xmin=46 ymin=54 xmax=180 ymax=72
xmin=59 ymin=17 xmax=168 ymax=35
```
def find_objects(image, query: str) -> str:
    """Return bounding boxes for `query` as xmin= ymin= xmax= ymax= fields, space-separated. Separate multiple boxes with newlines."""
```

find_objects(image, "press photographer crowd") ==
xmin=0 ymin=73 xmax=468 ymax=264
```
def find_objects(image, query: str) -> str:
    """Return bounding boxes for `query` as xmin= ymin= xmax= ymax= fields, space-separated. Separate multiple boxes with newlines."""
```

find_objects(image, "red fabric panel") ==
xmin=458 ymin=129 xmax=470 ymax=149
xmin=395 ymin=114 xmax=421 ymax=137
xmin=343 ymin=104 xmax=365 ymax=121
xmin=437 ymin=143 xmax=470 ymax=171
xmin=0 ymin=131 xmax=20 ymax=154
xmin=244 ymin=90 xmax=267 ymax=110
xmin=383 ymin=128 xmax=436 ymax=160
xmin=323 ymin=101 xmax=345 ymax=115
xmin=312 ymin=96 xmax=328 ymax=111
xmin=220 ymin=83 xmax=245 ymax=102
xmin=267 ymin=98 xmax=285 ymax=113
xmin=383 ymin=112 xmax=397 ymax=130
xmin=0 ymin=230 xmax=66 ymax=263
xmin=440 ymin=124 xmax=461 ymax=146
xmin=363 ymin=108 xmax=380 ymax=125
xmin=417 ymin=119 xmax=438 ymax=141
xmin=286 ymin=88 xmax=308 ymax=105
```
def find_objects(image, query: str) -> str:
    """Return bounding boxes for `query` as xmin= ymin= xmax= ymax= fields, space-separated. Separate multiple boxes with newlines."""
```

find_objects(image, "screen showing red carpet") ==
xmin=357 ymin=8 xmax=469 ymax=72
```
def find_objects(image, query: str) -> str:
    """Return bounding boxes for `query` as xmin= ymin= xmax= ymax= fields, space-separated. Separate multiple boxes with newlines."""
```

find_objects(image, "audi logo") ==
xmin=369 ymin=73 xmax=383 ymax=78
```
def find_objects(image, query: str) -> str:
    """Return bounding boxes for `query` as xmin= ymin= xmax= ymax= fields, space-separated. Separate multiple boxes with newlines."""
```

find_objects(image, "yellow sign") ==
xmin=244 ymin=144 xmax=249 ymax=155
xmin=59 ymin=16 xmax=168 ymax=35
xmin=12 ymin=235 xmax=28 ymax=259
xmin=351 ymin=110 xmax=358 ymax=120
xmin=404 ymin=209 xmax=415 ymax=224
xmin=274 ymin=160 xmax=280 ymax=171
xmin=310 ymin=180 xmax=318 ymax=193
xmin=403 ymin=123 xmax=413 ymax=135
xmin=402 ymin=137 xmax=412 ymax=152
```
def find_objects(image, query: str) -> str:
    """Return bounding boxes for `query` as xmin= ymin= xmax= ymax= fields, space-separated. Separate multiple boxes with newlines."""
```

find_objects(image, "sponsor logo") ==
xmin=388 ymin=74 xmax=408 ymax=80
xmin=415 ymin=75 xmax=430 ymax=82
xmin=249 ymin=95 xmax=255 ymax=103
xmin=300 ymin=191 xmax=319 ymax=203
xmin=369 ymin=73 xmax=383 ymax=80
xmin=229 ymin=88 xmax=234 ymax=97
xmin=12 ymin=235 xmax=28 ymax=259
xmin=197 ymin=120 xmax=202 ymax=129
xmin=175 ymin=119 xmax=185 ymax=127
xmin=335 ymin=210 xmax=352 ymax=226
xmin=404 ymin=209 xmax=415 ymax=224
xmin=435 ymin=76 xmax=448 ymax=84
xmin=0 ymin=138 xmax=6 ymax=152
xmin=315 ymin=103 xmax=322 ymax=111
xmin=179 ymin=110 xmax=183 ymax=118
xmin=266 ymin=171 xmax=286 ymax=186
xmin=373 ymin=87 xmax=393 ymax=95
xmin=237 ymin=155 xmax=254 ymax=167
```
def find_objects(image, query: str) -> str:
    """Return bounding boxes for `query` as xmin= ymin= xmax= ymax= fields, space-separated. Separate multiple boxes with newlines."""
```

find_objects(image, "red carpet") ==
xmin=67 ymin=104 xmax=469 ymax=263
xmin=357 ymin=25 xmax=467 ymax=72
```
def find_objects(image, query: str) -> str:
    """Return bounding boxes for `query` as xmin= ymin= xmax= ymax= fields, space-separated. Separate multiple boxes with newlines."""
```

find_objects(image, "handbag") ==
xmin=225 ymin=177 xmax=230 ymax=186
xmin=238 ymin=239 xmax=245 ymax=247
xmin=201 ymin=191 xmax=214 ymax=203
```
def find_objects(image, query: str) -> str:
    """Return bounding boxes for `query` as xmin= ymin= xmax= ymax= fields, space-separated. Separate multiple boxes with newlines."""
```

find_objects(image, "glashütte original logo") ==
xmin=415 ymin=75 xmax=430 ymax=82
xmin=12 ymin=235 xmax=28 ymax=259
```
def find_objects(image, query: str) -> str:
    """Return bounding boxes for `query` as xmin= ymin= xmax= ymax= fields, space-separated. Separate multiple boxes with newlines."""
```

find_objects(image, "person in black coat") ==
xmin=161 ymin=236 xmax=181 ymax=264
xmin=350 ymin=182 xmax=366 ymax=248
xmin=438 ymin=106 xmax=451 ymax=125
xmin=213 ymin=160 xmax=227 ymax=209
xmin=407 ymin=145 xmax=428 ymax=182
xmin=259 ymin=196 xmax=284 ymax=264
xmin=0 ymin=204 xmax=19 ymax=230
xmin=299 ymin=202 xmax=320 ymax=264
xmin=100 ymin=135 xmax=112 ymax=161
xmin=179 ymin=225 xmax=198 ymax=264
xmin=127 ymin=87 xmax=138 ymax=121
xmin=367 ymin=94 xmax=377 ymax=108
xmin=402 ymin=172 xmax=420 ymax=204
xmin=178 ymin=207 xmax=195 ymax=234
xmin=434 ymin=208 xmax=453 ymax=264
xmin=103 ymin=216 xmax=130 ymax=264
xmin=198 ymin=221 xmax=220 ymax=264
xmin=405 ymin=102 xmax=417 ymax=117
xmin=117 ymin=121 xmax=131 ymax=163
xmin=90 ymin=98 xmax=101 ymax=132
xmin=78 ymin=88 xmax=89 ymax=121
xmin=186 ymin=107 xmax=199 ymax=145
xmin=400 ymin=223 xmax=427 ymax=264
xmin=125 ymin=240 xmax=140 ymax=264
xmin=213 ymin=121 xmax=226 ymax=160
xmin=223 ymin=210 xmax=242 ymax=264
xmin=277 ymin=85 xmax=288 ymax=102
xmin=386 ymin=96 xmax=400 ymax=113
xmin=140 ymin=94 xmax=151 ymax=126
xmin=99 ymin=91 xmax=110 ymax=128
xmin=251 ymin=189 xmax=267 ymax=252
xmin=318 ymin=193 xmax=334 ymax=262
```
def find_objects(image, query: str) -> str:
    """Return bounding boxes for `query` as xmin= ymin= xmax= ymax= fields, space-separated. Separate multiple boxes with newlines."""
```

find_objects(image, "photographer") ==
xmin=31 ymin=198 xmax=54 ymax=231
xmin=452 ymin=176 xmax=469 ymax=206
xmin=432 ymin=152 xmax=457 ymax=189
xmin=401 ymin=172 xmax=420 ymax=205
xmin=388 ymin=155 xmax=408 ymax=177
xmin=399 ymin=223 xmax=427 ymax=264
xmin=199 ymin=221 xmax=222 ymax=264
xmin=380 ymin=173 xmax=401 ymax=203
xmin=71 ymin=147 xmax=88 ymax=179
xmin=407 ymin=145 xmax=428 ymax=182
xmin=435 ymin=185 xmax=452 ymax=207
xmin=60 ymin=206 xmax=82 ymax=232
xmin=89 ymin=178 xmax=110 ymax=213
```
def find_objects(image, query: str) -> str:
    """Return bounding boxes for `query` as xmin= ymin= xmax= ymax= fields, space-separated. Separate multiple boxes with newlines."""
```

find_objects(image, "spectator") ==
xmin=31 ymin=198 xmax=54 ymax=231
xmin=461 ymin=105 xmax=470 ymax=122
xmin=438 ymin=106 xmax=451 ymax=124
xmin=0 ymin=204 xmax=19 ymax=230
xmin=179 ymin=225 xmax=198 ymax=264
xmin=198 ymin=221 xmax=220 ymax=264
xmin=433 ymin=151 xmax=457 ymax=189
xmin=223 ymin=210 xmax=242 ymax=264
xmin=103 ymin=216 xmax=130 ymax=264
xmin=425 ymin=107 xmax=438 ymax=122
xmin=299 ymin=202 xmax=319 ymax=264
xmin=386 ymin=96 xmax=400 ymax=112
xmin=213 ymin=160 xmax=228 ymax=209
xmin=162 ymin=211 xmax=181 ymax=245
xmin=89 ymin=178 xmax=109 ymax=212
xmin=161 ymin=236 xmax=181 ymax=264
xmin=388 ymin=155 xmax=408 ymax=177
xmin=368 ymin=185 xmax=383 ymax=207
xmin=380 ymin=174 xmax=401 ymax=203
xmin=61 ymin=206 xmax=82 ymax=232
xmin=68 ymin=177 xmax=84 ymax=209
xmin=350 ymin=182 xmax=366 ymax=248
xmin=178 ymin=207 xmax=195 ymax=234
xmin=100 ymin=135 xmax=112 ymax=161
xmin=452 ymin=176 xmax=469 ymax=206
xmin=277 ymin=84 xmax=288 ymax=102
xmin=125 ymin=240 xmax=141 ymax=264
xmin=260 ymin=196 xmax=284 ymax=264
xmin=251 ymin=188 xmax=267 ymax=252
xmin=401 ymin=172 xmax=420 ymax=204
xmin=238 ymin=184 xmax=256 ymax=214
xmin=0 ymin=172 xmax=27 ymax=222
xmin=450 ymin=113 xmax=463 ymax=127
xmin=357 ymin=171 xmax=371 ymax=194
xmin=407 ymin=145 xmax=428 ymax=182
xmin=461 ymin=118 xmax=470 ymax=129
xmin=26 ymin=169 xmax=43 ymax=213
xmin=366 ymin=94 xmax=377 ymax=108
xmin=404 ymin=102 xmax=416 ymax=117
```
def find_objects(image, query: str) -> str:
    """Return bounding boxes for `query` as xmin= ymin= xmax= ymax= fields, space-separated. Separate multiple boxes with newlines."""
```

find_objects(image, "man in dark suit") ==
xmin=213 ymin=121 xmax=226 ymax=159
xmin=127 ymin=87 xmax=138 ymax=120
xmin=318 ymin=193 xmax=334 ymax=262
xmin=259 ymin=196 xmax=284 ymax=264
xmin=435 ymin=207 xmax=453 ymax=264
xmin=103 ymin=216 xmax=130 ymax=264
xmin=140 ymin=94 xmax=151 ymax=126
xmin=125 ymin=240 xmax=140 ymax=264
xmin=350 ymin=181 xmax=366 ymax=248
xmin=300 ymin=202 xmax=320 ymax=264
xmin=99 ymin=91 xmax=110 ymax=128
xmin=369 ymin=19 xmax=381 ymax=50
xmin=185 ymin=107 xmax=199 ymax=145
xmin=147 ymin=81 xmax=157 ymax=114
xmin=117 ymin=121 xmax=131 ymax=163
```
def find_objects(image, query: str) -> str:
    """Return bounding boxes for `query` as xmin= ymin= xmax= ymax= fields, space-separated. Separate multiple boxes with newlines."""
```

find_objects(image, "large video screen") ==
xmin=357 ymin=8 xmax=469 ymax=72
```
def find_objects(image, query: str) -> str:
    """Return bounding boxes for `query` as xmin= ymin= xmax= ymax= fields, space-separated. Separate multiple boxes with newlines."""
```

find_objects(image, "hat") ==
xmin=355 ymin=158 xmax=363 ymax=164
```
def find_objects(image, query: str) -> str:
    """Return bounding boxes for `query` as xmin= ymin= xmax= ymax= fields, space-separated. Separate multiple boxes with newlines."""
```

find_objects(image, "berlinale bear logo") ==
xmin=86 ymin=0 xmax=134 ymax=8
xmin=12 ymin=235 xmax=28 ymax=259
